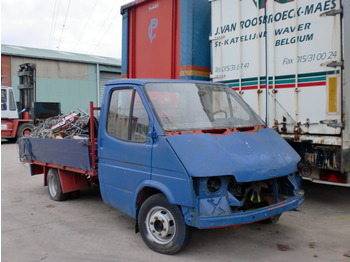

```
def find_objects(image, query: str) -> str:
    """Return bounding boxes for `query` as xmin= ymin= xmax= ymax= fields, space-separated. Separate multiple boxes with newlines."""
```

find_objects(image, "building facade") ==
xmin=1 ymin=44 xmax=121 ymax=114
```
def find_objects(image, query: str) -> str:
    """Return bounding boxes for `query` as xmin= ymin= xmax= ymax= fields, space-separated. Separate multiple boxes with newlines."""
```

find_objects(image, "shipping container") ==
xmin=121 ymin=0 xmax=211 ymax=80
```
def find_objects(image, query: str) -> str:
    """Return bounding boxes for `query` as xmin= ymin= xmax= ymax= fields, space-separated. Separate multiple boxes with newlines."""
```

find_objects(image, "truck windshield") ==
xmin=144 ymin=83 xmax=264 ymax=132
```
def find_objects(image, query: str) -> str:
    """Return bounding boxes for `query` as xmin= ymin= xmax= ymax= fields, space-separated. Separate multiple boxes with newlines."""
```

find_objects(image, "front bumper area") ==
xmin=184 ymin=193 xmax=304 ymax=229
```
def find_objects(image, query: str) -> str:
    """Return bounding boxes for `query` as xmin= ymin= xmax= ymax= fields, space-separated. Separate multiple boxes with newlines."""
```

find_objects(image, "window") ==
xmin=1 ymin=89 xmax=7 ymax=111
xmin=212 ymin=90 xmax=250 ymax=121
xmin=145 ymin=83 xmax=264 ymax=131
xmin=8 ymin=89 xmax=17 ymax=111
xmin=107 ymin=89 xmax=149 ymax=143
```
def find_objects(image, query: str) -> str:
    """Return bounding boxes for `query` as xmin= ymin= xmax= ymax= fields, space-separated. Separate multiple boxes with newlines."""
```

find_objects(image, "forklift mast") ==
xmin=18 ymin=63 xmax=36 ymax=119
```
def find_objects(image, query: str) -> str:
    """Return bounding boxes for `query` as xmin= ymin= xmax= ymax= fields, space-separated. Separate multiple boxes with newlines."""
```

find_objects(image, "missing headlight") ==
xmin=207 ymin=177 xmax=222 ymax=193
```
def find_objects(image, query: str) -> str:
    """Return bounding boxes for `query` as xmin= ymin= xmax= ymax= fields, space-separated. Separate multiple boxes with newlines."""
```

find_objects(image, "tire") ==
xmin=17 ymin=123 xmax=35 ymax=138
xmin=47 ymin=168 xmax=67 ymax=201
xmin=69 ymin=190 xmax=81 ymax=199
xmin=258 ymin=214 xmax=281 ymax=224
xmin=138 ymin=194 xmax=191 ymax=254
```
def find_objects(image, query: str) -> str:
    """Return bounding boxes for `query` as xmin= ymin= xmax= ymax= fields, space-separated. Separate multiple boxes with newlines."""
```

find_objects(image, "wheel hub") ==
xmin=48 ymin=175 xmax=57 ymax=197
xmin=146 ymin=207 xmax=176 ymax=244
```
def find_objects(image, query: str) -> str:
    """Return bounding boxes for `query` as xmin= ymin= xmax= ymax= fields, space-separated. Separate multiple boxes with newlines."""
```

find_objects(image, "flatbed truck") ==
xmin=19 ymin=79 xmax=304 ymax=254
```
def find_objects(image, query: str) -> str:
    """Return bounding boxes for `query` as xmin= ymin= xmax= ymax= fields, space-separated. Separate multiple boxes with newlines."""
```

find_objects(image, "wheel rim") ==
xmin=145 ymin=206 xmax=176 ymax=245
xmin=48 ymin=174 xmax=58 ymax=197
xmin=23 ymin=128 xmax=32 ymax=136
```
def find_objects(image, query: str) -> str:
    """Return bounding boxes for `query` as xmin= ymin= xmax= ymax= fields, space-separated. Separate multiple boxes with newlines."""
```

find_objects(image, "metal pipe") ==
xmin=96 ymin=63 xmax=100 ymax=106
xmin=264 ymin=4 xmax=269 ymax=125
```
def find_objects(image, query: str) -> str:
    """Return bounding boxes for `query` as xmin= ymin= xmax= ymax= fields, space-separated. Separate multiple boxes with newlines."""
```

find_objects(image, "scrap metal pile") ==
xmin=27 ymin=112 xmax=90 ymax=139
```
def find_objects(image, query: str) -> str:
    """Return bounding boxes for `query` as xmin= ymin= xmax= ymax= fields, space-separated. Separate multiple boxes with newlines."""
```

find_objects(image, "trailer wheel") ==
xmin=17 ymin=123 xmax=35 ymax=138
xmin=138 ymin=194 xmax=191 ymax=254
xmin=47 ymin=169 xmax=67 ymax=201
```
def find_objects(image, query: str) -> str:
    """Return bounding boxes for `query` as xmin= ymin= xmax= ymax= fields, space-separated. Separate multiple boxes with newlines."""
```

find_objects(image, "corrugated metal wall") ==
xmin=10 ymin=57 xmax=96 ymax=114
xmin=99 ymin=71 xmax=121 ymax=105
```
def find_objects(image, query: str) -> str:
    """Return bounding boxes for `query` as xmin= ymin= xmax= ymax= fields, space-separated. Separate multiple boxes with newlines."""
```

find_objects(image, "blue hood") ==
xmin=166 ymin=128 xmax=300 ymax=182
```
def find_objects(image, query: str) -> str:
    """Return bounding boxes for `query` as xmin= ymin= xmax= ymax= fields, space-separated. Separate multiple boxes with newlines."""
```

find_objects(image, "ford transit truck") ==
xmin=19 ymin=79 xmax=304 ymax=254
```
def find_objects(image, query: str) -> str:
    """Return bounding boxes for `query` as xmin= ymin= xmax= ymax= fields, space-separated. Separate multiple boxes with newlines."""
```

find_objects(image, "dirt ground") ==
xmin=2 ymin=141 xmax=350 ymax=262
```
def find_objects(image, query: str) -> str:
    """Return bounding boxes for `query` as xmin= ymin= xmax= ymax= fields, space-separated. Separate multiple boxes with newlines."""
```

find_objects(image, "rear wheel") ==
xmin=138 ymin=194 xmax=191 ymax=254
xmin=69 ymin=190 xmax=81 ymax=199
xmin=17 ymin=122 xmax=35 ymax=138
xmin=47 ymin=168 xmax=67 ymax=201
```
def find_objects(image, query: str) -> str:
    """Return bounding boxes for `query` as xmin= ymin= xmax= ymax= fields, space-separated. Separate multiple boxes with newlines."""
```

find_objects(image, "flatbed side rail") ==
xmin=89 ymin=101 xmax=101 ymax=170
xmin=26 ymin=159 xmax=97 ymax=176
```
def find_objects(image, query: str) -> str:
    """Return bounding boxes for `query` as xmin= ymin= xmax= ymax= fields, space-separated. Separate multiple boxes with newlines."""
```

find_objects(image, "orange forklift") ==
xmin=1 ymin=63 xmax=60 ymax=140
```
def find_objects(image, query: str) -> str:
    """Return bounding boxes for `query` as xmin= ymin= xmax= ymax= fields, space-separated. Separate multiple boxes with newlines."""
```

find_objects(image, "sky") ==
xmin=1 ymin=0 xmax=132 ymax=59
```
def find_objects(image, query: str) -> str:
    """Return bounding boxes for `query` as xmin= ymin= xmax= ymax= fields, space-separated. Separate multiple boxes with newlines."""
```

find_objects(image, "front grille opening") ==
xmin=228 ymin=177 xmax=294 ymax=212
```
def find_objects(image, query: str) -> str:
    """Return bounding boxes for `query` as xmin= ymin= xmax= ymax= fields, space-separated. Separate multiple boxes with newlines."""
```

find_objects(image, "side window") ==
xmin=107 ymin=89 xmax=149 ymax=143
xmin=1 ymin=89 xmax=7 ymax=111
xmin=8 ymin=89 xmax=17 ymax=111
xmin=131 ymin=93 xmax=149 ymax=142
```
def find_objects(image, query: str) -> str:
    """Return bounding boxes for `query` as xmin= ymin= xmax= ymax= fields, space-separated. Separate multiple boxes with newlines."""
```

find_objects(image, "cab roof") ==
xmin=105 ymin=79 xmax=224 ymax=87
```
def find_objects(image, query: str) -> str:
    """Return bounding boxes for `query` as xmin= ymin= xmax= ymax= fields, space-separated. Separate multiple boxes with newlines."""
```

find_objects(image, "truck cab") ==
xmin=97 ymin=79 xmax=304 ymax=253
xmin=1 ymin=86 xmax=19 ymax=119
xmin=1 ymin=86 xmax=35 ymax=139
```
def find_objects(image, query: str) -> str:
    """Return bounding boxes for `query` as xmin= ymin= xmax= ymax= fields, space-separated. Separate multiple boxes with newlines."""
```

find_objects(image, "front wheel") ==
xmin=47 ymin=168 xmax=67 ymax=201
xmin=138 ymin=194 xmax=191 ymax=254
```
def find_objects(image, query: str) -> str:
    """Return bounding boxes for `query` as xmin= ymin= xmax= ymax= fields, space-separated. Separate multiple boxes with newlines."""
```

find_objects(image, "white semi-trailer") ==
xmin=210 ymin=0 xmax=349 ymax=186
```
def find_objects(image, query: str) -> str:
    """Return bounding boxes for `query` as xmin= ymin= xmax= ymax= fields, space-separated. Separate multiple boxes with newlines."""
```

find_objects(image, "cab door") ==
xmin=98 ymin=86 xmax=152 ymax=217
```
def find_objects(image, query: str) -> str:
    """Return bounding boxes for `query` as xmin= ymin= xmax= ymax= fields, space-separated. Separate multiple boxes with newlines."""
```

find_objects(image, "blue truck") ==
xmin=19 ymin=79 xmax=304 ymax=254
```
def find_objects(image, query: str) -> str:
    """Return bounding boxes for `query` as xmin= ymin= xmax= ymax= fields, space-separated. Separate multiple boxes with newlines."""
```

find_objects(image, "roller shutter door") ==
xmin=99 ymin=72 xmax=120 ymax=105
